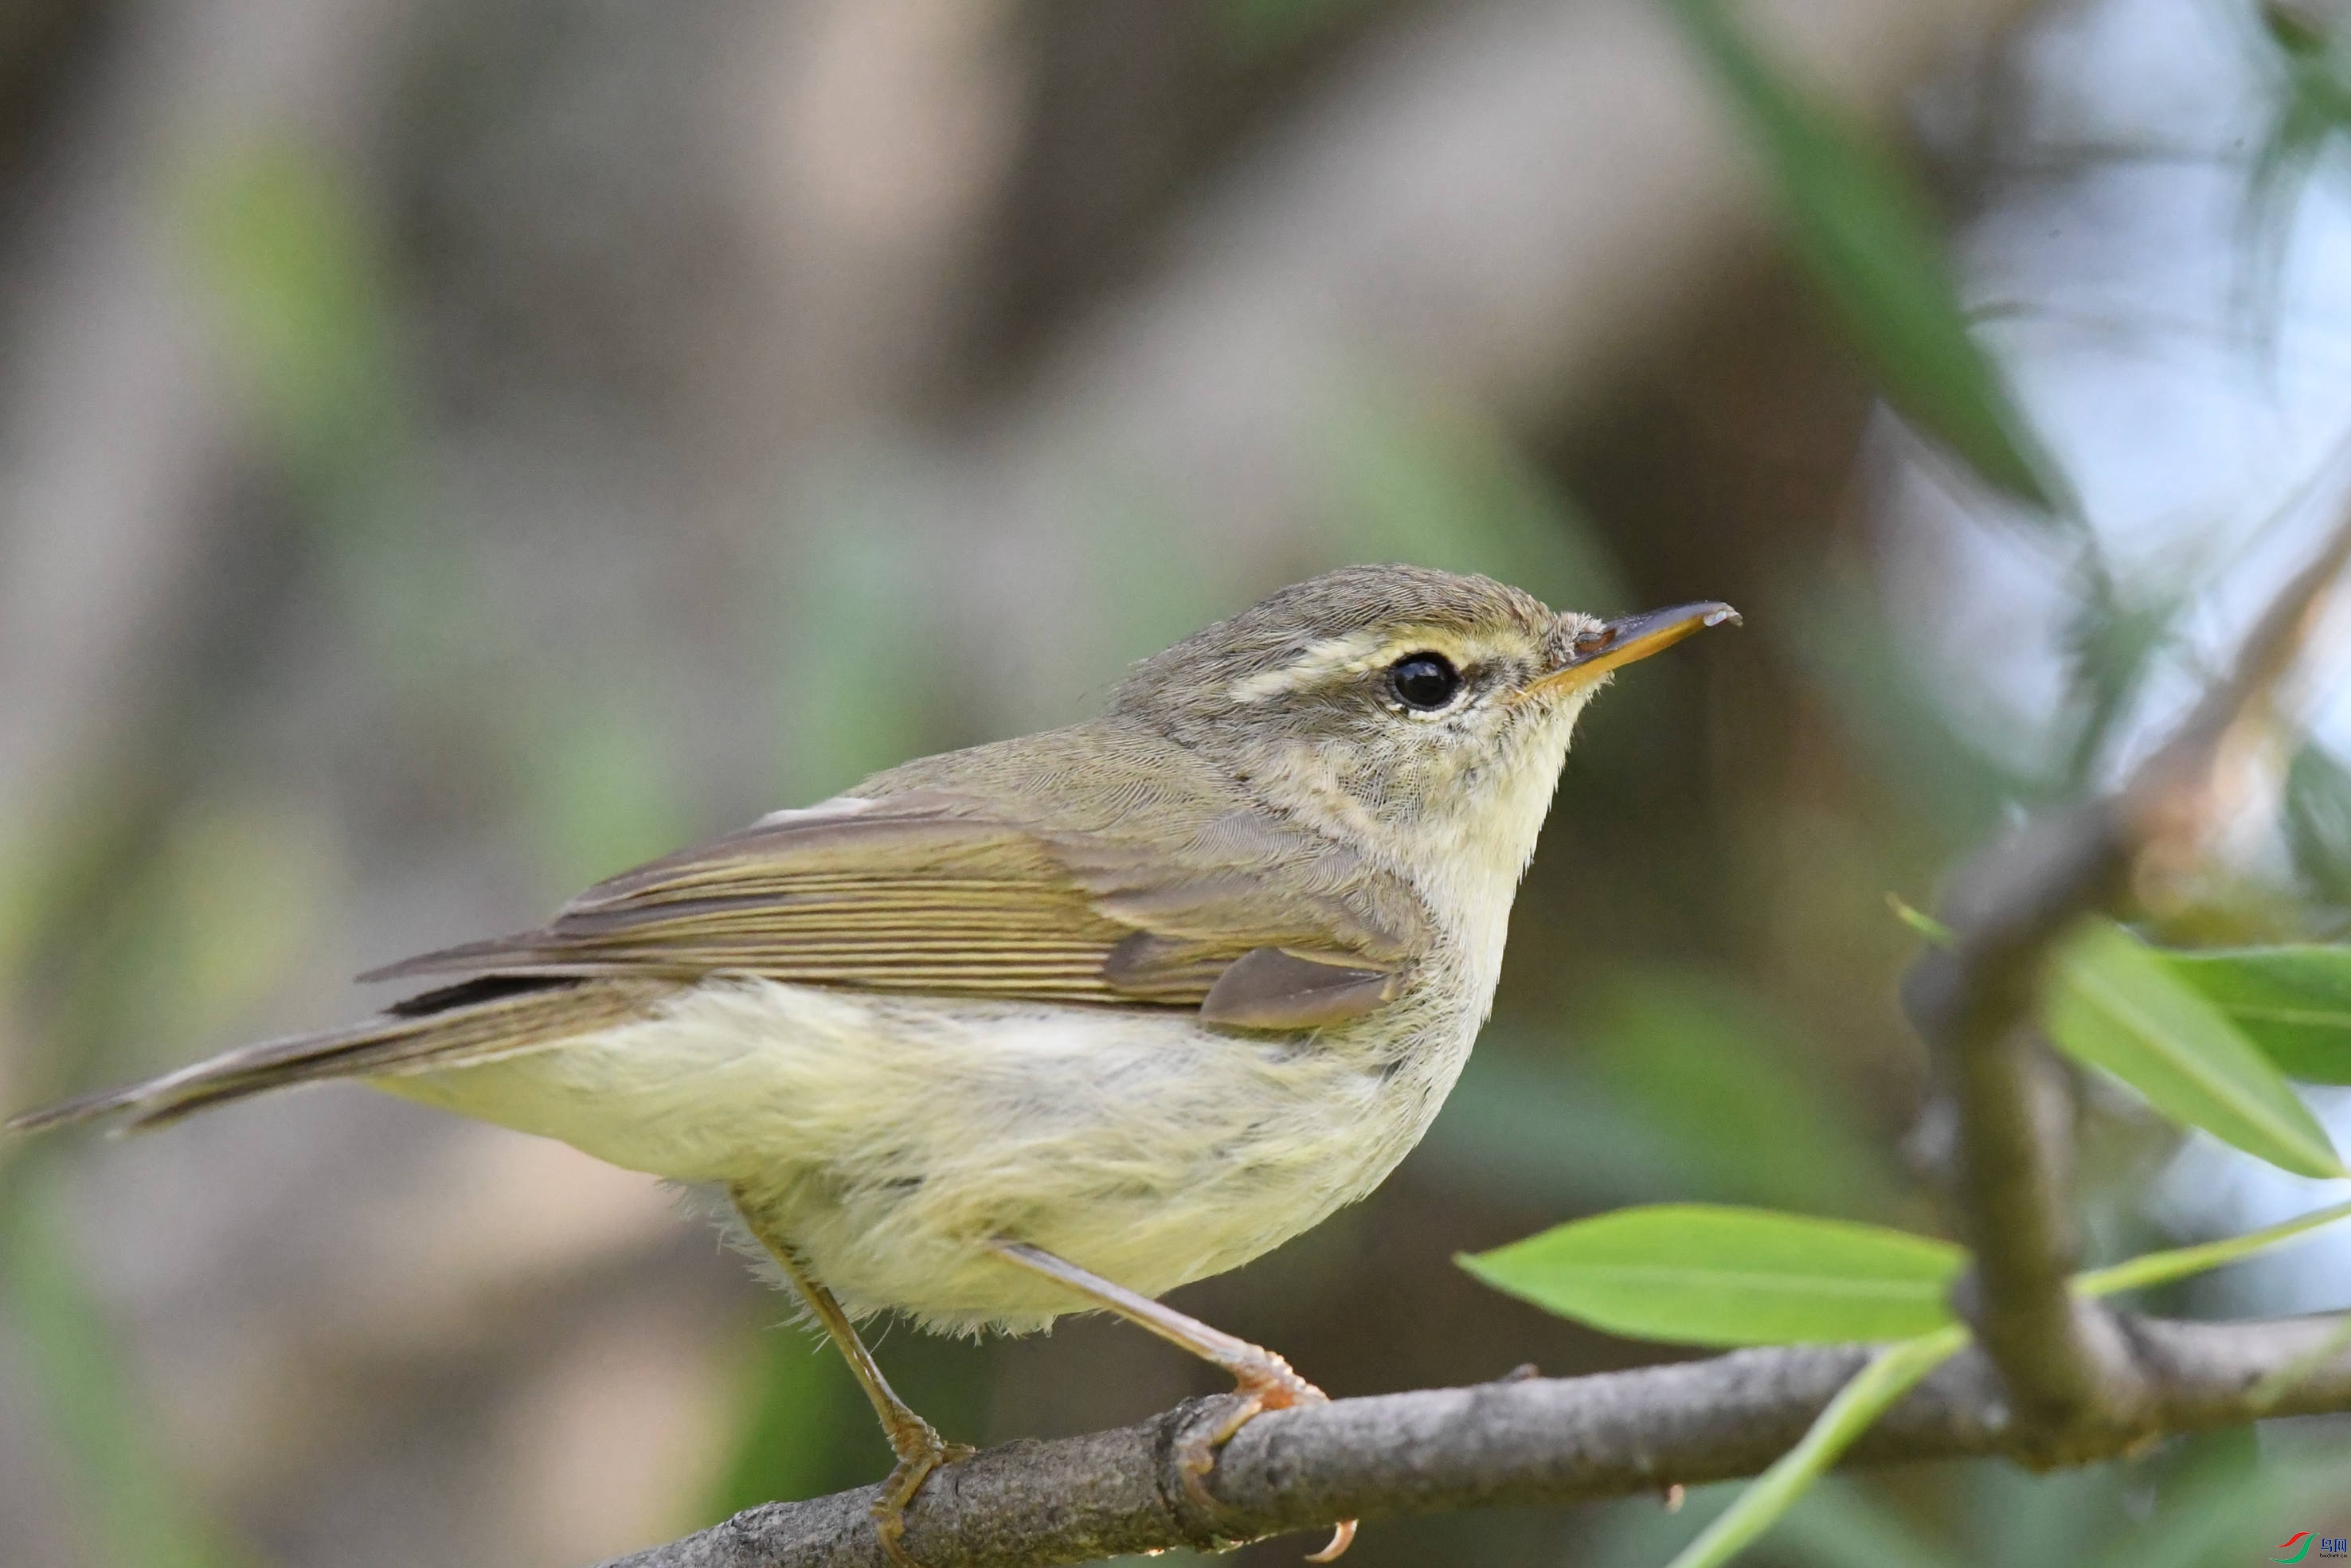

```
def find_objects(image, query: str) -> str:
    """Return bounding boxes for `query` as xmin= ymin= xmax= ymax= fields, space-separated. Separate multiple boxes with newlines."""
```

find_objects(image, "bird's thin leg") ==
xmin=733 ymin=1192 xmax=968 ymax=1568
xmin=989 ymin=1239 xmax=1355 ymax=1562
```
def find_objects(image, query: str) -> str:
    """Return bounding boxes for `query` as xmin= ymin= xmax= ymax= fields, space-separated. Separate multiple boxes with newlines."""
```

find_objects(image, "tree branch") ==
xmin=1902 ymin=807 xmax=2135 ymax=1435
xmin=1899 ymin=503 xmax=2351 ymax=1449
xmin=598 ymin=1311 xmax=2351 ymax=1568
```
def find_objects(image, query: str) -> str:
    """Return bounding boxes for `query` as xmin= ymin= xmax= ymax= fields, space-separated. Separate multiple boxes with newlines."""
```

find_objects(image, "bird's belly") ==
xmin=378 ymin=976 xmax=1473 ymax=1331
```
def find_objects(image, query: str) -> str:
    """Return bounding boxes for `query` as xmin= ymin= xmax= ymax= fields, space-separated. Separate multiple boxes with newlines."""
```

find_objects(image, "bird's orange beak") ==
xmin=1519 ymin=601 xmax=1740 ymax=701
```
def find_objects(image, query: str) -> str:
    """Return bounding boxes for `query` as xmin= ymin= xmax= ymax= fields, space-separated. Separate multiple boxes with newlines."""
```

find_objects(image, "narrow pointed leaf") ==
xmin=2045 ymin=922 xmax=2346 ymax=1179
xmin=2281 ymin=736 xmax=2351 ymax=906
xmin=2162 ymin=946 xmax=2351 ymax=1084
xmin=1665 ymin=1326 xmax=1969 ymax=1568
xmin=1887 ymin=893 xmax=1954 ymax=946
xmin=2073 ymin=1197 xmax=2351 ymax=1300
xmin=1459 ymin=1204 xmax=1962 ymax=1347
xmin=1667 ymin=0 xmax=2062 ymax=514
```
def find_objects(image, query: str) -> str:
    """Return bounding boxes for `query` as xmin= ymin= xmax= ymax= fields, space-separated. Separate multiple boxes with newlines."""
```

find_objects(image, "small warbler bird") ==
xmin=12 ymin=565 xmax=1733 ymax=1563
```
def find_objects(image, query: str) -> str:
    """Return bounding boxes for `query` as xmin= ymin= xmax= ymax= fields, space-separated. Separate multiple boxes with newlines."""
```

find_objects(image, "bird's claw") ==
xmin=1175 ymin=1355 xmax=1355 ymax=1561
xmin=870 ymin=1419 xmax=968 ymax=1568
xmin=1306 ymin=1520 xmax=1358 ymax=1562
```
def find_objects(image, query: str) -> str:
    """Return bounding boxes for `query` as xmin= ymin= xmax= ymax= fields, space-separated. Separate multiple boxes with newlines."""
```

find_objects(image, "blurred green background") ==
xmin=4 ymin=0 xmax=2351 ymax=1564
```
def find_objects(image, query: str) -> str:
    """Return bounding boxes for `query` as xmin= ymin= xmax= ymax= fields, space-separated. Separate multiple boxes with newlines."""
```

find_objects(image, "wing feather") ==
xmin=361 ymin=727 xmax=1434 ymax=1030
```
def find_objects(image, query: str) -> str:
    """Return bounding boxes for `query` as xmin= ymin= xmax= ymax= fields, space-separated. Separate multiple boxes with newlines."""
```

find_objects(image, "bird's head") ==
xmin=1111 ymin=563 xmax=1737 ymax=895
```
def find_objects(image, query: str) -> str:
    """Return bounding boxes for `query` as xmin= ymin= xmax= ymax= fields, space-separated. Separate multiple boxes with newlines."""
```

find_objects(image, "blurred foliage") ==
xmin=0 ymin=1173 xmax=238 ymax=1568
xmin=180 ymin=139 xmax=404 ymax=502
xmin=773 ymin=499 xmax=958 ymax=803
xmin=2241 ymin=1 xmax=2351 ymax=353
xmin=0 ymin=793 xmax=334 ymax=1568
xmin=1216 ymin=0 xmax=1382 ymax=58
xmin=706 ymin=1322 xmax=867 ymax=1519
xmin=2285 ymin=742 xmax=2351 ymax=911
xmin=1321 ymin=385 xmax=1630 ymax=614
xmin=1424 ymin=972 xmax=1896 ymax=1222
xmin=1591 ymin=1425 xmax=2351 ymax=1568
xmin=1666 ymin=1326 xmax=1967 ymax=1568
xmin=1783 ymin=581 xmax=2039 ymax=839
xmin=1669 ymin=0 xmax=2190 ymax=805
xmin=1578 ymin=976 xmax=1902 ymax=1218
xmin=1421 ymin=1050 xmax=1714 ymax=1209
xmin=18 ymin=792 xmax=336 ymax=1106
xmin=526 ymin=698 xmax=697 ymax=890
xmin=2056 ymin=575 xmax=2184 ymax=787
xmin=1667 ymin=0 xmax=2066 ymax=516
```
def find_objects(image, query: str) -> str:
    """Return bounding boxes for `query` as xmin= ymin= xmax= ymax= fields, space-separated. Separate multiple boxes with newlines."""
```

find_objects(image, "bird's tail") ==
xmin=6 ymin=976 xmax=668 ymax=1136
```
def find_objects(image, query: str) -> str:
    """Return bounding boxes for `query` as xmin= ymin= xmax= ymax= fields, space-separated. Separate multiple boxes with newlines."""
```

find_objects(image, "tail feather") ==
xmin=6 ymin=977 xmax=672 ymax=1136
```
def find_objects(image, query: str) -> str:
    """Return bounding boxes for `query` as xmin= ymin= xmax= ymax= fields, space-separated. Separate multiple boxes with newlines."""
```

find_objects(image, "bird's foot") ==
xmin=1176 ymin=1352 xmax=1355 ymax=1562
xmin=982 ymin=1241 xmax=1353 ymax=1559
xmin=870 ymin=1414 xmax=974 ymax=1568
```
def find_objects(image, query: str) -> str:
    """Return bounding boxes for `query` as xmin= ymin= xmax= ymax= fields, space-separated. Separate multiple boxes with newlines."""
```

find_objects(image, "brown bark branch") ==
xmin=597 ymin=1312 xmax=2351 ymax=1568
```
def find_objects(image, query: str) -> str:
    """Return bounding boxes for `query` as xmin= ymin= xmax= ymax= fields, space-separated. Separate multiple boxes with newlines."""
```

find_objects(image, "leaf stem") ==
xmin=2073 ymin=1196 xmax=2351 ymax=1298
xmin=1661 ymin=1325 xmax=1969 ymax=1568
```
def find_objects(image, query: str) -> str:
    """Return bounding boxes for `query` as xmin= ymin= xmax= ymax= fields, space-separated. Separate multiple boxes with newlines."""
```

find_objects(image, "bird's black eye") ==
xmin=1388 ymin=652 xmax=1460 ymax=711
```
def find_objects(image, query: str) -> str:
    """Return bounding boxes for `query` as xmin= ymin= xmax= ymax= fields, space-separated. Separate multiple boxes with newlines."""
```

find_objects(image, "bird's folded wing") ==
xmin=360 ymin=790 xmax=1427 ymax=1030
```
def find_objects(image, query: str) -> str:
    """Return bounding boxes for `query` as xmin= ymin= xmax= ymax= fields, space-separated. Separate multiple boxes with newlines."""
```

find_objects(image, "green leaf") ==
xmin=2165 ymin=946 xmax=2351 ymax=1084
xmin=2060 ymin=574 xmax=2186 ymax=787
xmin=2283 ymin=745 xmax=2351 ymax=906
xmin=2045 ymin=922 xmax=2347 ymax=1179
xmin=1887 ymin=893 xmax=1954 ymax=946
xmin=2072 ymin=1196 xmax=2351 ymax=1300
xmin=1458 ymin=1204 xmax=1962 ymax=1347
xmin=1665 ymin=1326 xmax=1970 ymax=1568
xmin=1666 ymin=0 xmax=2063 ymax=514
